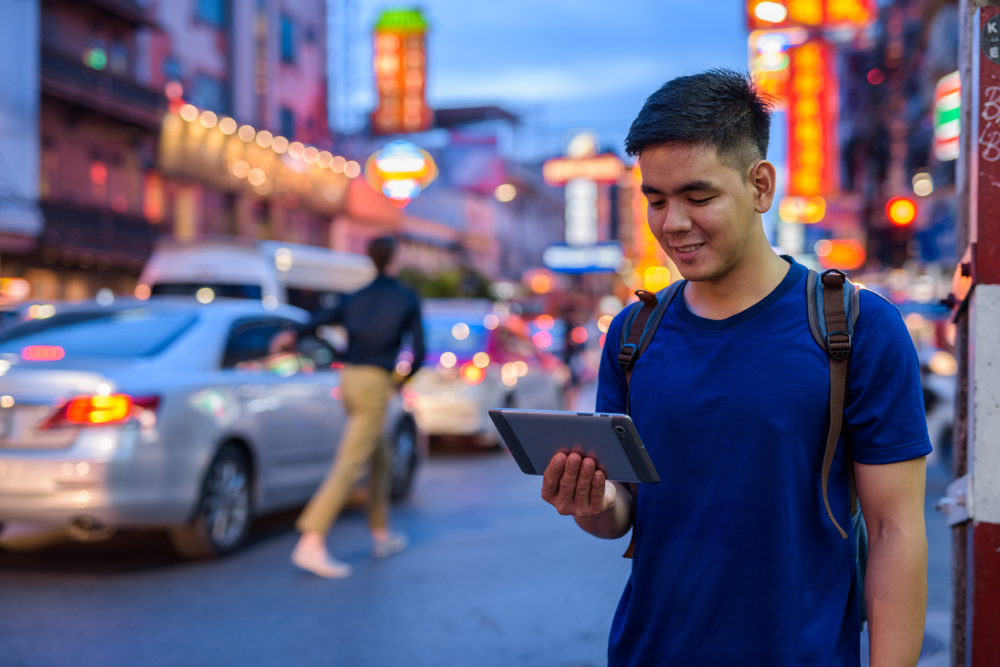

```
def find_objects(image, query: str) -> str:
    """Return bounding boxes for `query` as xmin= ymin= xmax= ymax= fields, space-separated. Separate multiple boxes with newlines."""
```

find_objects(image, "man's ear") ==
xmin=749 ymin=160 xmax=777 ymax=214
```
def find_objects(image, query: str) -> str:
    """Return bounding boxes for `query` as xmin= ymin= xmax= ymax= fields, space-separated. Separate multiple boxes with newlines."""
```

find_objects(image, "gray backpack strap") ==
xmin=806 ymin=268 xmax=860 ymax=350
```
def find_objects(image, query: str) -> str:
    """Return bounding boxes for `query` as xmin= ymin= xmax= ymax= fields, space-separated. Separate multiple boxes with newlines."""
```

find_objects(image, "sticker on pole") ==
xmin=982 ymin=14 xmax=1000 ymax=65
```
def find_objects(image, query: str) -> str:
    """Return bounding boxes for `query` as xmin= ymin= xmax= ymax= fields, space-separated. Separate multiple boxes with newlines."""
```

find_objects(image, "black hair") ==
xmin=367 ymin=236 xmax=397 ymax=273
xmin=624 ymin=69 xmax=773 ymax=171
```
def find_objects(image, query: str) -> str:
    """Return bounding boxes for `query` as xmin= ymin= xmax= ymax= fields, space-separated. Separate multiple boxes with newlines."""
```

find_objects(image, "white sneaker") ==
xmin=291 ymin=547 xmax=352 ymax=578
xmin=371 ymin=532 xmax=408 ymax=559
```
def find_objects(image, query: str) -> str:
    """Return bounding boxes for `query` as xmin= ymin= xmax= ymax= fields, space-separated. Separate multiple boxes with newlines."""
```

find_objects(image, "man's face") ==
xmin=637 ymin=143 xmax=765 ymax=283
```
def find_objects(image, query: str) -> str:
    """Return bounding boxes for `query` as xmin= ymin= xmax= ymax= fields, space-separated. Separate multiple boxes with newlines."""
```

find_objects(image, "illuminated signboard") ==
xmin=370 ymin=9 xmax=433 ymax=135
xmin=542 ymin=242 xmax=623 ymax=274
xmin=746 ymin=0 xmax=875 ymax=30
xmin=542 ymin=154 xmax=624 ymax=186
xmin=785 ymin=39 xmax=836 ymax=198
xmin=934 ymin=71 xmax=960 ymax=162
xmin=364 ymin=140 xmax=437 ymax=207
xmin=748 ymin=28 xmax=808 ymax=107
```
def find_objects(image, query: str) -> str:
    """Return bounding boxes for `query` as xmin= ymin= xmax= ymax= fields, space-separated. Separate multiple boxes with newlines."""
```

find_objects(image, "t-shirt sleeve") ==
xmin=596 ymin=309 xmax=630 ymax=414
xmin=843 ymin=291 xmax=932 ymax=465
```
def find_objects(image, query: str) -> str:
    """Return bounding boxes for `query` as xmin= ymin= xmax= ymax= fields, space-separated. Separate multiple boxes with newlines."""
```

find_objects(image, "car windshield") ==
xmin=0 ymin=308 xmax=198 ymax=358
xmin=424 ymin=315 xmax=487 ymax=355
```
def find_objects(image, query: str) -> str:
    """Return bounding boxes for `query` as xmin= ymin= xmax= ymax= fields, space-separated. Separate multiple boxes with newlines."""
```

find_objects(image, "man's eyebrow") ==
xmin=640 ymin=180 xmax=718 ymax=197
xmin=671 ymin=180 xmax=716 ymax=195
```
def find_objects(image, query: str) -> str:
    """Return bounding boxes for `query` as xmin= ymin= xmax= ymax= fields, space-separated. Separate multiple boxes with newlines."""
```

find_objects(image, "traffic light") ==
xmin=886 ymin=197 xmax=917 ymax=226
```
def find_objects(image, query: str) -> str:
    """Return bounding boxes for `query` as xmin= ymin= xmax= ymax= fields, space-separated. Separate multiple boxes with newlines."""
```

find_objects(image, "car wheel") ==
xmin=389 ymin=420 xmax=418 ymax=502
xmin=170 ymin=444 xmax=252 ymax=559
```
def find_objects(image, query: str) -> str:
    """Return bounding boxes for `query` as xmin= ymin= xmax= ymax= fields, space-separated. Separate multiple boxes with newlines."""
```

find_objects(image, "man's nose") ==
xmin=661 ymin=201 xmax=692 ymax=235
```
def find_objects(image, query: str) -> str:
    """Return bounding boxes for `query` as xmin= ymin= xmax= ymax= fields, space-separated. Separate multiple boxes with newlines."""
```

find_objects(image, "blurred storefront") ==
xmin=4 ymin=1 xmax=549 ymax=304
xmin=5 ymin=0 xmax=166 ymax=301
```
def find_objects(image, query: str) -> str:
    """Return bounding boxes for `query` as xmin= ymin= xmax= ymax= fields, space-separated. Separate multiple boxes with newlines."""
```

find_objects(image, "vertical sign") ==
xmin=371 ymin=9 xmax=433 ymax=135
xmin=934 ymin=71 xmax=961 ymax=162
xmin=785 ymin=39 xmax=837 ymax=198
xmin=748 ymin=28 xmax=808 ymax=108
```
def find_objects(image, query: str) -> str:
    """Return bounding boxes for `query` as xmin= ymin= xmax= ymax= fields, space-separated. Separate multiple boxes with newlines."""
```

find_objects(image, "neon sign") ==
xmin=364 ymin=140 xmax=438 ymax=206
xmin=748 ymin=28 xmax=808 ymax=107
xmin=934 ymin=71 xmax=960 ymax=162
xmin=746 ymin=0 xmax=876 ymax=30
xmin=786 ymin=40 xmax=836 ymax=198
xmin=370 ymin=9 xmax=433 ymax=135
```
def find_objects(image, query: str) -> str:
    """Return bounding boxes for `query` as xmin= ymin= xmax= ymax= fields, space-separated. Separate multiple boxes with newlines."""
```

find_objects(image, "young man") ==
xmin=541 ymin=70 xmax=929 ymax=665
xmin=272 ymin=236 xmax=425 ymax=578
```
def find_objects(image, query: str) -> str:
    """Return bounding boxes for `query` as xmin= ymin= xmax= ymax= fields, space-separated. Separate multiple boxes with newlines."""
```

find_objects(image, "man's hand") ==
xmin=541 ymin=452 xmax=632 ymax=540
xmin=269 ymin=330 xmax=298 ymax=355
xmin=541 ymin=451 xmax=616 ymax=516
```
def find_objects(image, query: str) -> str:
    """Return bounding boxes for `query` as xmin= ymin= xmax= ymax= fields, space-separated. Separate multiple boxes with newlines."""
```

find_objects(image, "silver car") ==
xmin=0 ymin=298 xmax=422 ymax=558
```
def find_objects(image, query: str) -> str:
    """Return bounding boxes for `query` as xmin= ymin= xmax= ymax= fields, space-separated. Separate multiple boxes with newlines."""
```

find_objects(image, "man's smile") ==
xmin=670 ymin=242 xmax=706 ymax=260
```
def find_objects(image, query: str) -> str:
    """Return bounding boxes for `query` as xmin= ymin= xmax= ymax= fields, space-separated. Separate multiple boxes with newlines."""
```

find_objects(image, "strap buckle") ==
xmin=618 ymin=343 xmax=638 ymax=372
xmin=821 ymin=269 xmax=847 ymax=288
xmin=826 ymin=331 xmax=852 ymax=361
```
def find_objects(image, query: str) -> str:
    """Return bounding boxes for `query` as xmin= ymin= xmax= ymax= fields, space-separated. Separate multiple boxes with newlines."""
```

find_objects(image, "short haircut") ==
xmin=367 ymin=236 xmax=397 ymax=272
xmin=624 ymin=69 xmax=773 ymax=173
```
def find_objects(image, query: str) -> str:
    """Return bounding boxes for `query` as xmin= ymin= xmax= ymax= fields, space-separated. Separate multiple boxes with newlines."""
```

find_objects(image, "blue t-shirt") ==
xmin=597 ymin=259 xmax=931 ymax=666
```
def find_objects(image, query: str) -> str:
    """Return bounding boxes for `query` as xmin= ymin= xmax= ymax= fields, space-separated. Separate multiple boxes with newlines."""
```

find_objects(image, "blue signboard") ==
xmin=542 ymin=242 xmax=623 ymax=274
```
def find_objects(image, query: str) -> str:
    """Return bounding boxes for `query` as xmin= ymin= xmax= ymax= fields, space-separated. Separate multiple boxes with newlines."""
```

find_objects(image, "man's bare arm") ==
xmin=540 ymin=452 xmax=632 ymax=539
xmin=855 ymin=456 xmax=927 ymax=667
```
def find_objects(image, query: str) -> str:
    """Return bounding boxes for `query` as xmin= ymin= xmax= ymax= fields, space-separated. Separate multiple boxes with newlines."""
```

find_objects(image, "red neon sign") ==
xmin=786 ymin=39 xmax=837 ymax=198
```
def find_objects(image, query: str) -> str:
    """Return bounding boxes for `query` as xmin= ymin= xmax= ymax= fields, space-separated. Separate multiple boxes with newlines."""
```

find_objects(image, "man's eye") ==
xmin=649 ymin=200 xmax=666 ymax=209
xmin=690 ymin=197 xmax=714 ymax=205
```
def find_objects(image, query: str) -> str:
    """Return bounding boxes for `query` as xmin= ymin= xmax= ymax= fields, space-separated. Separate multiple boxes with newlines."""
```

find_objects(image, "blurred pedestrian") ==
xmin=272 ymin=236 xmax=425 ymax=578
xmin=540 ymin=70 xmax=930 ymax=664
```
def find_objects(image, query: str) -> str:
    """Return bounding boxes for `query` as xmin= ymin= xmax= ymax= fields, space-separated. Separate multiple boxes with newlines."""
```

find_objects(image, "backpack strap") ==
xmin=617 ymin=280 xmax=684 ymax=558
xmin=618 ymin=282 xmax=684 ymax=407
xmin=810 ymin=269 xmax=858 ymax=540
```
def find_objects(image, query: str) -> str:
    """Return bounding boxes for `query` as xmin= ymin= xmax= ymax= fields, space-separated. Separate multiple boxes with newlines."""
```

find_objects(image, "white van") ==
xmin=138 ymin=238 xmax=376 ymax=312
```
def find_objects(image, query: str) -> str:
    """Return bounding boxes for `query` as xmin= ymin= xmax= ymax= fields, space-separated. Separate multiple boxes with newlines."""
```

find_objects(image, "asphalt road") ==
xmin=0 ymin=445 xmax=955 ymax=667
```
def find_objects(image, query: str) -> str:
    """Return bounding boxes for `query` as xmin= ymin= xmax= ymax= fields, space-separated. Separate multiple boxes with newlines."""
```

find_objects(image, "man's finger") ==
xmin=590 ymin=469 xmax=609 ymax=512
xmin=541 ymin=453 xmax=567 ymax=502
xmin=575 ymin=457 xmax=597 ymax=510
xmin=556 ymin=453 xmax=583 ymax=507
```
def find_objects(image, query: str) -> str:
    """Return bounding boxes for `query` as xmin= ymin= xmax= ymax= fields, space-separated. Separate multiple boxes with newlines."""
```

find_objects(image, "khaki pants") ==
xmin=296 ymin=365 xmax=394 ymax=536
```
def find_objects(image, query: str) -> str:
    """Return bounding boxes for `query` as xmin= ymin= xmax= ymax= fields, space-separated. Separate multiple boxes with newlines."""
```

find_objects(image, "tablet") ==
xmin=489 ymin=409 xmax=659 ymax=484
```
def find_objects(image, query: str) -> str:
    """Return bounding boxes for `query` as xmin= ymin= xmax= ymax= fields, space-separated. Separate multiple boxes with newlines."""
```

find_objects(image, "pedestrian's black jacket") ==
xmin=298 ymin=274 xmax=425 ymax=375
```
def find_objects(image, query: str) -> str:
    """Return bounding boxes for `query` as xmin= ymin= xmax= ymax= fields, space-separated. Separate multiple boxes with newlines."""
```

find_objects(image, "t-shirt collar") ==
xmin=673 ymin=255 xmax=806 ymax=331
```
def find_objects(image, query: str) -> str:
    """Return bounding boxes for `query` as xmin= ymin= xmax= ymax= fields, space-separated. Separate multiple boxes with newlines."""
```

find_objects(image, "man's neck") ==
xmin=682 ymin=244 xmax=790 ymax=321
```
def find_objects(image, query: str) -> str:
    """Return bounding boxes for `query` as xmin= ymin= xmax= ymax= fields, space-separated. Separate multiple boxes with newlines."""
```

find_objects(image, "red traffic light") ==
xmin=886 ymin=197 xmax=917 ymax=226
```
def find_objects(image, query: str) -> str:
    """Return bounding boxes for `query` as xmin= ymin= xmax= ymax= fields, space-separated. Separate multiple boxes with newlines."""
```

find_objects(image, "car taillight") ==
xmin=43 ymin=395 xmax=159 ymax=429
xmin=22 ymin=345 xmax=65 ymax=361
xmin=460 ymin=362 xmax=485 ymax=386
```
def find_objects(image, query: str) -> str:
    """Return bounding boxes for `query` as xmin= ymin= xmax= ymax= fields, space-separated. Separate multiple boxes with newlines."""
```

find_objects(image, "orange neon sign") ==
xmin=370 ymin=10 xmax=433 ymax=135
xmin=747 ymin=0 xmax=876 ymax=31
xmin=786 ymin=40 xmax=837 ymax=198
xmin=815 ymin=239 xmax=865 ymax=270
xmin=542 ymin=154 xmax=624 ymax=186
